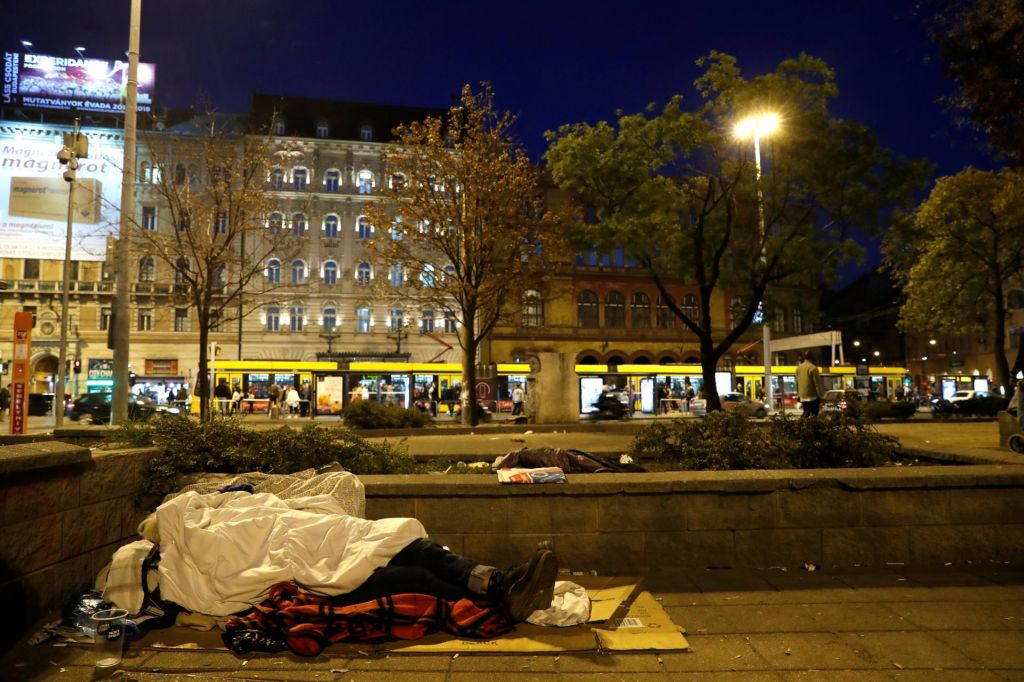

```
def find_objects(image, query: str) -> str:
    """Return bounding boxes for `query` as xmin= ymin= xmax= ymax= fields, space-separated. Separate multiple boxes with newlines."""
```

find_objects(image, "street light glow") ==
xmin=734 ymin=112 xmax=780 ymax=140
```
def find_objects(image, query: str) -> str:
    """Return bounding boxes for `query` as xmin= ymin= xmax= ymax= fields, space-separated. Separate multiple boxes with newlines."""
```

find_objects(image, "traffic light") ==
xmin=73 ymin=357 xmax=82 ymax=374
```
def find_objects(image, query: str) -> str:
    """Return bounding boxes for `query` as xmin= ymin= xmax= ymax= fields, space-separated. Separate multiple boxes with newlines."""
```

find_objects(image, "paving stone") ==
xmin=883 ymin=600 xmax=1024 ymax=631
xmin=554 ymin=674 xmax=670 ymax=682
xmin=746 ymin=632 xmax=873 ymax=670
xmin=687 ymin=569 xmax=777 ymax=595
xmin=555 ymin=652 xmax=665 ymax=673
xmin=449 ymin=672 xmax=551 ymax=682
xmin=335 ymin=672 xmax=447 ymax=681
xmin=780 ymin=672 xmax=896 ymax=682
xmin=822 ymin=527 xmax=910 ymax=566
xmin=886 ymin=670 xmax=1007 ymax=681
xmin=840 ymin=631 xmax=982 ymax=670
xmin=339 ymin=654 xmax=452 ymax=670
xmin=449 ymin=654 xmax=558 ymax=672
xmin=660 ymin=634 xmax=768 ymax=672
xmin=928 ymin=630 xmax=1024 ymax=669
xmin=708 ymin=602 xmax=910 ymax=634
xmin=655 ymin=672 xmax=785 ymax=681
xmin=665 ymin=605 xmax=741 ymax=635
xmin=909 ymin=526 xmax=998 ymax=565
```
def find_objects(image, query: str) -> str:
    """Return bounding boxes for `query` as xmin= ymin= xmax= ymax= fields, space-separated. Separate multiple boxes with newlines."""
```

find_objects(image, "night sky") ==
xmin=3 ymin=0 xmax=997 ymax=275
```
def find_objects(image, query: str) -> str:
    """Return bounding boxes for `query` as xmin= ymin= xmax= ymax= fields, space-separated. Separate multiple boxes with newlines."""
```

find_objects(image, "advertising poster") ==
xmin=0 ymin=123 xmax=123 ymax=260
xmin=316 ymin=375 xmax=345 ymax=414
xmin=3 ymin=52 xmax=156 ymax=114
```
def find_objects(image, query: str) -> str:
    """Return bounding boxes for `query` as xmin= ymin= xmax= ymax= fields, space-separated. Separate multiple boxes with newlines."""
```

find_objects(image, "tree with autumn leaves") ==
xmin=365 ymin=84 xmax=564 ymax=425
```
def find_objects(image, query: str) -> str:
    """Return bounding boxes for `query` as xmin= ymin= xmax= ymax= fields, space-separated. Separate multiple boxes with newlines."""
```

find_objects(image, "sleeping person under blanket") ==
xmin=115 ymin=490 xmax=557 ymax=627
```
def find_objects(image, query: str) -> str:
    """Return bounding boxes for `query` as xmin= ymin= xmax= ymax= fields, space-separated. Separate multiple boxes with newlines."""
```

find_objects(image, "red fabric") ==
xmin=226 ymin=582 xmax=513 ymax=656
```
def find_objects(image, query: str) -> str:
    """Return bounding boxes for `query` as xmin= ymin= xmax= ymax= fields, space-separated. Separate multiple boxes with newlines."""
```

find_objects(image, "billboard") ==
xmin=0 ymin=123 xmax=123 ymax=260
xmin=3 ymin=52 xmax=155 ymax=114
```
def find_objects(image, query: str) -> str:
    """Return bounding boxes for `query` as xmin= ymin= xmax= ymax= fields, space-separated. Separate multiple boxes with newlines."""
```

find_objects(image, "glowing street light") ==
xmin=734 ymin=112 xmax=780 ymax=409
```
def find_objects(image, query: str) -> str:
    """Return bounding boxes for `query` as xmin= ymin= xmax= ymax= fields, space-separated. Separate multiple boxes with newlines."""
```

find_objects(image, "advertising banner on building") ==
xmin=0 ymin=123 xmax=123 ymax=260
xmin=10 ymin=311 xmax=32 ymax=434
xmin=3 ymin=52 xmax=156 ymax=114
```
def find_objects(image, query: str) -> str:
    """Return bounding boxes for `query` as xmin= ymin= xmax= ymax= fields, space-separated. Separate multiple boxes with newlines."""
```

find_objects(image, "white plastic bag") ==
xmin=526 ymin=580 xmax=591 ymax=627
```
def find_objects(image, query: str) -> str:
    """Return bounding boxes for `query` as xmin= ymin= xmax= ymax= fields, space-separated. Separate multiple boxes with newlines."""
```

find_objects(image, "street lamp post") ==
xmin=734 ymin=113 xmax=779 ymax=409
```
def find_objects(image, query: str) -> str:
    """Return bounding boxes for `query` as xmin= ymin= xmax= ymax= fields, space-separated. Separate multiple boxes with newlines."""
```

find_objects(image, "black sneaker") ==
xmin=497 ymin=549 xmax=558 ymax=622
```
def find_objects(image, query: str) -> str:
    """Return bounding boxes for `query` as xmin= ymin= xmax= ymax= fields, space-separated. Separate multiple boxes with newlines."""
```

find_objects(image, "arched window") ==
xmin=421 ymin=263 xmax=435 ymax=287
xmin=316 ymin=121 xmax=329 ymax=139
xmin=523 ymin=290 xmax=544 ymax=327
xmin=266 ymin=258 xmax=281 ymax=284
xmin=443 ymin=264 xmax=456 ymax=284
xmin=322 ymin=305 xmax=337 ymax=332
xmin=291 ymin=212 xmax=306 ymax=236
xmin=356 ymin=169 xmax=375 ymax=195
xmin=389 ymin=308 xmax=404 ymax=331
xmin=174 ymin=257 xmax=189 ymax=285
xmin=421 ymin=309 xmax=435 ymax=332
xmin=323 ymin=214 xmax=339 ymax=238
xmin=577 ymin=291 xmax=598 ymax=328
xmin=292 ymin=167 xmax=308 ymax=190
xmin=605 ymin=291 xmax=625 ymax=328
xmin=174 ymin=163 xmax=186 ymax=186
xmin=268 ymin=211 xmax=283 ymax=235
xmin=356 ymin=306 xmax=371 ymax=333
xmin=324 ymin=169 xmax=340 ymax=192
xmin=270 ymin=168 xmax=285 ymax=189
xmin=389 ymin=263 xmax=405 ymax=287
xmin=792 ymin=308 xmax=804 ymax=334
xmin=291 ymin=259 xmax=306 ymax=284
xmin=357 ymin=216 xmax=372 ymax=239
xmin=657 ymin=293 xmax=675 ymax=329
xmin=138 ymin=256 xmax=155 ymax=282
xmin=289 ymin=304 xmax=304 ymax=331
xmin=771 ymin=305 xmax=786 ymax=333
xmin=356 ymin=262 xmax=371 ymax=285
xmin=682 ymin=294 xmax=699 ymax=322
xmin=265 ymin=306 xmax=280 ymax=331
xmin=323 ymin=260 xmax=338 ymax=285
xmin=630 ymin=292 xmax=650 ymax=328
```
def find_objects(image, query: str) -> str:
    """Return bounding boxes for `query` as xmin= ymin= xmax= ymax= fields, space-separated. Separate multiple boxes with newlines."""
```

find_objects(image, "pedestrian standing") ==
xmin=285 ymin=385 xmax=301 ymax=418
xmin=0 ymin=383 xmax=10 ymax=422
xmin=684 ymin=379 xmax=694 ymax=412
xmin=268 ymin=383 xmax=281 ymax=416
xmin=511 ymin=382 xmax=525 ymax=416
xmin=795 ymin=351 xmax=824 ymax=417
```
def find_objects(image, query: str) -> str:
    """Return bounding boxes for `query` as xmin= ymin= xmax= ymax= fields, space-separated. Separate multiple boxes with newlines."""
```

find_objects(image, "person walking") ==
xmin=214 ymin=379 xmax=232 ymax=417
xmin=511 ymin=382 xmax=525 ymax=416
xmin=795 ymin=351 xmax=824 ymax=417
xmin=0 ymin=383 xmax=10 ymax=422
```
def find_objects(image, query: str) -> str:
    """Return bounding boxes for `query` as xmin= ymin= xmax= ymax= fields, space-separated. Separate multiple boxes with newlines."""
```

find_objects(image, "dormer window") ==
xmin=360 ymin=123 xmax=373 ymax=142
xmin=316 ymin=121 xmax=329 ymax=138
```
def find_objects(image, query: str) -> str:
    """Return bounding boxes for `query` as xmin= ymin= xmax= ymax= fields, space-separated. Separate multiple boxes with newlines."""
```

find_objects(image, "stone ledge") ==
xmin=0 ymin=441 xmax=92 ymax=477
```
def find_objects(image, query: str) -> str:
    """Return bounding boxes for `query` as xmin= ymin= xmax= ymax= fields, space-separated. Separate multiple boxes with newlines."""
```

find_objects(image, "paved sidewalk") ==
xmin=3 ymin=567 xmax=1023 ymax=680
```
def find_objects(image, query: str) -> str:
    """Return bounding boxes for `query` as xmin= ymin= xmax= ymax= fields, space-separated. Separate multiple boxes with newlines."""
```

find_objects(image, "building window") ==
xmin=100 ymin=307 xmax=111 ymax=331
xmin=356 ymin=262 xmax=371 ymax=285
xmin=792 ymin=308 xmax=803 ymax=334
xmin=268 ymin=211 xmax=283 ymax=235
xmin=1010 ymin=326 xmax=1022 ymax=350
xmin=389 ymin=263 xmax=404 ymax=287
xmin=360 ymin=123 xmax=373 ymax=141
xmin=266 ymin=258 xmax=281 ymax=284
xmin=357 ymin=216 xmax=372 ymax=239
xmin=138 ymin=256 xmax=155 ymax=282
xmin=421 ymin=263 xmax=435 ymax=287
xmin=177 ymin=210 xmax=191 ymax=232
xmin=657 ymin=293 xmax=675 ymax=328
xmin=174 ymin=163 xmax=186 ymax=185
xmin=23 ymin=258 xmax=40 ymax=280
xmin=174 ymin=257 xmax=190 ymax=285
xmin=22 ymin=305 xmax=36 ymax=327
xmin=293 ymin=167 xmax=308 ymax=190
xmin=266 ymin=306 xmax=280 ymax=331
xmin=630 ymin=292 xmax=650 ymax=328
xmin=316 ymin=121 xmax=329 ymax=138
xmin=389 ymin=308 xmax=404 ymax=331
xmin=137 ymin=308 xmax=153 ymax=331
xmin=444 ymin=310 xmax=457 ymax=334
xmin=291 ymin=259 xmax=306 ymax=284
xmin=323 ymin=261 xmax=338 ymax=285
xmin=174 ymin=308 xmax=189 ymax=332
xmin=577 ymin=291 xmax=599 ymax=328
xmin=142 ymin=205 xmax=157 ymax=231
xmin=70 ymin=260 xmax=80 ymax=280
xmin=323 ymin=214 xmax=339 ymax=238
xmin=523 ymin=290 xmax=544 ymax=327
xmin=356 ymin=307 xmax=371 ymax=333
xmin=605 ymin=291 xmax=625 ymax=328
xmin=357 ymin=169 xmax=374 ymax=194
xmin=290 ymin=306 xmax=304 ymax=332
xmin=270 ymin=168 xmax=285 ymax=189
xmin=210 ymin=311 xmax=222 ymax=332
xmin=681 ymin=294 xmax=698 ymax=322
xmin=730 ymin=296 xmax=745 ymax=328
xmin=291 ymin=212 xmax=306 ymax=236
xmin=215 ymin=212 xmax=228 ymax=234
xmin=390 ymin=220 xmax=404 ymax=240
xmin=322 ymin=306 xmax=337 ymax=332
xmin=421 ymin=309 xmax=435 ymax=333
xmin=324 ymin=169 xmax=341 ymax=192
xmin=771 ymin=306 xmax=786 ymax=333
xmin=188 ymin=165 xmax=200 ymax=186
xmin=443 ymin=264 xmax=456 ymax=285
xmin=389 ymin=173 xmax=406 ymax=191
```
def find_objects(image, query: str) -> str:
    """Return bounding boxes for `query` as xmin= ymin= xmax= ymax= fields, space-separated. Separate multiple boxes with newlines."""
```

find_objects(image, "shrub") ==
xmin=630 ymin=411 xmax=898 ymax=470
xmin=106 ymin=416 xmax=422 ymax=508
xmin=341 ymin=399 xmax=434 ymax=429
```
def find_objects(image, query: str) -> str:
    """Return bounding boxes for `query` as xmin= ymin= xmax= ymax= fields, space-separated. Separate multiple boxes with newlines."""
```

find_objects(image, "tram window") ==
xmin=248 ymin=373 xmax=270 ymax=398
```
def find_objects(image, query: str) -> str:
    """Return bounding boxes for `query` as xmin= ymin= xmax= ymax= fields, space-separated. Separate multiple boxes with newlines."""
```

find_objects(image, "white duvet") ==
xmin=156 ymin=490 xmax=427 ymax=616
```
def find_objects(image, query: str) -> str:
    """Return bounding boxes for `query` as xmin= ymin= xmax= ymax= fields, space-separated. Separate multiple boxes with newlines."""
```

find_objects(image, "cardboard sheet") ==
xmin=593 ymin=591 xmax=690 ymax=652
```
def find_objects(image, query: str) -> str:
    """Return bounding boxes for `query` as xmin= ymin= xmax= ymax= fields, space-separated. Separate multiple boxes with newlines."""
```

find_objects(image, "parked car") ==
xmin=692 ymin=392 xmax=769 ymax=418
xmin=949 ymin=390 xmax=990 ymax=403
xmin=68 ymin=393 xmax=178 ymax=425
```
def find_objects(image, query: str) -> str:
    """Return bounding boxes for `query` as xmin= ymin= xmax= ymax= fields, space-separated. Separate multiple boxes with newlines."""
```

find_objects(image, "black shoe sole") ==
xmin=507 ymin=549 xmax=558 ymax=622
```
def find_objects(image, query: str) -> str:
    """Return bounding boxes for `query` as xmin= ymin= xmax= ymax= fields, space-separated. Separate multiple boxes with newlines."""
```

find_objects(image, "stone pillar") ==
xmin=526 ymin=352 xmax=579 ymax=424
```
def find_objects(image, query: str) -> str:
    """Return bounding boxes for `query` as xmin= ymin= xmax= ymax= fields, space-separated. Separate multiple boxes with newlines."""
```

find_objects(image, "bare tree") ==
xmin=365 ymin=84 xmax=563 ymax=425
xmin=135 ymin=114 xmax=301 ymax=420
